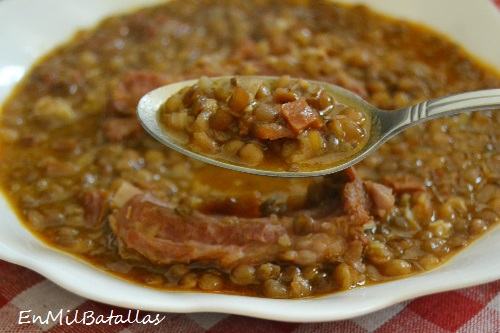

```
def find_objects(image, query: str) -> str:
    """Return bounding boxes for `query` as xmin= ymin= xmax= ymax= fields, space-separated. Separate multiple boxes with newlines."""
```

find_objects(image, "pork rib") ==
xmin=110 ymin=179 xmax=382 ymax=268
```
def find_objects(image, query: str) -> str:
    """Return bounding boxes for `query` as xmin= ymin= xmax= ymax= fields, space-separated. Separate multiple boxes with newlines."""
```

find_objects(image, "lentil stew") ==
xmin=0 ymin=0 xmax=499 ymax=299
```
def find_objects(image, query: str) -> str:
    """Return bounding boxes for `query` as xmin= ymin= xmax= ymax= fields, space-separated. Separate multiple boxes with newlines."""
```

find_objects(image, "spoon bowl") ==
xmin=137 ymin=76 xmax=500 ymax=177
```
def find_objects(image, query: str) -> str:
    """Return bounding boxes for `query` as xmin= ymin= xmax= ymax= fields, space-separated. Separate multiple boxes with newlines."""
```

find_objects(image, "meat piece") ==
xmin=103 ymin=117 xmax=143 ymax=142
xmin=110 ymin=71 xmax=167 ymax=116
xmin=342 ymin=179 xmax=372 ymax=226
xmin=364 ymin=181 xmax=395 ymax=217
xmin=110 ymin=179 xmax=375 ymax=268
xmin=280 ymin=98 xmax=324 ymax=133
xmin=81 ymin=190 xmax=109 ymax=228
xmin=384 ymin=175 xmax=426 ymax=193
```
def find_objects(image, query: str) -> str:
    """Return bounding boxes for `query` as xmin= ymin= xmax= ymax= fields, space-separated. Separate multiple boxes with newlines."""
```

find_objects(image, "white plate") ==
xmin=0 ymin=0 xmax=499 ymax=323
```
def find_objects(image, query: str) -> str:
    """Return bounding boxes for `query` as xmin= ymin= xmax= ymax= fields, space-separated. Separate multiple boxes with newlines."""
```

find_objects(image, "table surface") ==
xmin=1 ymin=1 xmax=500 ymax=332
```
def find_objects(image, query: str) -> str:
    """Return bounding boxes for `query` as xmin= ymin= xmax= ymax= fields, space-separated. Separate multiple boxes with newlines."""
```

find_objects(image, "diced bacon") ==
xmin=364 ymin=181 xmax=395 ymax=217
xmin=280 ymin=98 xmax=324 ymax=133
xmin=342 ymin=179 xmax=372 ymax=226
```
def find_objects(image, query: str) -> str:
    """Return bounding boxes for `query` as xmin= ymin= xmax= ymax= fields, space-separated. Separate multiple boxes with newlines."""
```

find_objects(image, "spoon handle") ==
xmin=382 ymin=89 xmax=500 ymax=136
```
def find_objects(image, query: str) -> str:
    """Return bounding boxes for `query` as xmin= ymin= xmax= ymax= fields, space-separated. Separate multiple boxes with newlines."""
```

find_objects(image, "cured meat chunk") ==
xmin=280 ymin=98 xmax=324 ymax=133
xmin=342 ymin=179 xmax=372 ymax=225
xmin=111 ymin=182 xmax=376 ymax=268
xmin=81 ymin=190 xmax=109 ymax=228
xmin=365 ymin=181 xmax=395 ymax=217
xmin=110 ymin=177 xmax=386 ymax=269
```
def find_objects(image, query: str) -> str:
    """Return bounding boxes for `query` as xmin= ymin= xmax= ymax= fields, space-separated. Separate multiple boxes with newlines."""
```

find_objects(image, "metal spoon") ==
xmin=137 ymin=76 xmax=500 ymax=177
